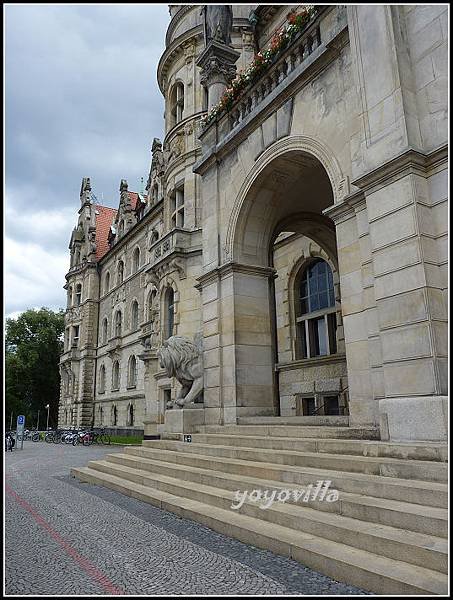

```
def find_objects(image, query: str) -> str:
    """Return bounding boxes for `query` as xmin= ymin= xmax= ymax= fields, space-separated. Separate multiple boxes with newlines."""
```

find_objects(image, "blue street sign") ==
xmin=17 ymin=415 xmax=25 ymax=450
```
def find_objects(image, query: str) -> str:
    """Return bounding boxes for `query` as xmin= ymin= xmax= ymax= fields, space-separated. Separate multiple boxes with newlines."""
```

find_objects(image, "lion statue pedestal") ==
xmin=159 ymin=407 xmax=205 ymax=436
xmin=157 ymin=334 xmax=205 ymax=435
xmin=157 ymin=334 xmax=204 ymax=408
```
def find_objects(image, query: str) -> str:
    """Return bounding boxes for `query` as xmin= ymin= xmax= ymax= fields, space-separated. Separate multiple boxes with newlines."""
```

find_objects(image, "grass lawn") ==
xmin=109 ymin=435 xmax=143 ymax=445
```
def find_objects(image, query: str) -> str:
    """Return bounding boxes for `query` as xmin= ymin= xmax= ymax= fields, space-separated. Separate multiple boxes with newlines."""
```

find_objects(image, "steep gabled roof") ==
xmin=94 ymin=205 xmax=117 ymax=261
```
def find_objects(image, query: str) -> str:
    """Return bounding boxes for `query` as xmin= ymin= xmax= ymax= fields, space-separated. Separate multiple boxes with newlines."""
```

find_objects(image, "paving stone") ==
xmin=5 ymin=442 xmax=367 ymax=595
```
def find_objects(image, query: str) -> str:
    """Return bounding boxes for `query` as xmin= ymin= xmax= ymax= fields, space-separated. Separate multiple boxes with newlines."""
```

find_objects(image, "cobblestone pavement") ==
xmin=5 ymin=442 xmax=368 ymax=595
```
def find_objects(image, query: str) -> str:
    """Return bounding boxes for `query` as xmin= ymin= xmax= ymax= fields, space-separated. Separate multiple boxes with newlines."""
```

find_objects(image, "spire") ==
xmin=120 ymin=179 xmax=131 ymax=212
xmin=80 ymin=177 xmax=92 ymax=206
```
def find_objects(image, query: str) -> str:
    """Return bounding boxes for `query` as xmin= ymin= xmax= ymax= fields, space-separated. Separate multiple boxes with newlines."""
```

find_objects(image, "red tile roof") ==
xmin=94 ymin=192 xmax=141 ymax=260
xmin=95 ymin=205 xmax=117 ymax=261
xmin=128 ymin=191 xmax=139 ymax=210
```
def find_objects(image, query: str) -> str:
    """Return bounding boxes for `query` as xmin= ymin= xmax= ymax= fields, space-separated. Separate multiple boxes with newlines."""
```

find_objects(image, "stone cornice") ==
xmin=157 ymin=27 xmax=204 ymax=94
xmin=195 ymin=262 xmax=276 ymax=288
xmin=351 ymin=145 xmax=448 ymax=194
xmin=166 ymin=5 xmax=195 ymax=47
xmin=276 ymin=353 xmax=347 ymax=371
xmin=322 ymin=190 xmax=366 ymax=224
xmin=164 ymin=111 xmax=206 ymax=148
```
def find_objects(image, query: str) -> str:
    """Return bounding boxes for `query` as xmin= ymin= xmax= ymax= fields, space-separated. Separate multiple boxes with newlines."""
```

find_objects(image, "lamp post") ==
xmin=37 ymin=409 xmax=40 ymax=431
xmin=45 ymin=404 xmax=50 ymax=430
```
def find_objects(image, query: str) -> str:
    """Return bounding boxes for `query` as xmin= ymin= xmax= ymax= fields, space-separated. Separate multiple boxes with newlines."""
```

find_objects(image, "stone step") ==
xmin=88 ymin=459 xmax=447 ymax=574
xmin=71 ymin=466 xmax=447 ymax=595
xmin=104 ymin=452 xmax=448 ymax=538
xmin=124 ymin=446 xmax=448 ymax=507
xmin=237 ymin=416 xmax=350 ymax=426
xmin=141 ymin=440 xmax=447 ymax=482
xmin=188 ymin=434 xmax=448 ymax=462
xmin=194 ymin=425 xmax=381 ymax=439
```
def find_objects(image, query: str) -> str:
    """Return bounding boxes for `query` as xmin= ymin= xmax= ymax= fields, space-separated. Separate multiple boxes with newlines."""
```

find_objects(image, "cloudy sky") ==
xmin=5 ymin=3 xmax=169 ymax=319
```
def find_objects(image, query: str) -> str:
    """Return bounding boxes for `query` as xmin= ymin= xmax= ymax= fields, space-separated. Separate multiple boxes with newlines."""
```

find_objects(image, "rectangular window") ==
xmin=171 ymin=185 xmax=185 ymax=229
xmin=324 ymin=395 xmax=340 ymax=415
xmin=296 ymin=396 xmax=316 ymax=416
xmin=308 ymin=317 xmax=327 ymax=357
xmin=327 ymin=312 xmax=337 ymax=354
xmin=72 ymin=325 xmax=80 ymax=347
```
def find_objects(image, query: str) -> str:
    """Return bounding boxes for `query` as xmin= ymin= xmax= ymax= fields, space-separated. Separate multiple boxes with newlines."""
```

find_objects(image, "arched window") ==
xmin=127 ymin=403 xmax=134 ymax=426
xmin=165 ymin=287 xmax=175 ymax=339
xmin=128 ymin=355 xmax=137 ymax=388
xmin=99 ymin=364 xmax=106 ymax=393
xmin=295 ymin=259 xmax=337 ymax=359
xmin=170 ymin=82 xmax=184 ymax=126
xmin=132 ymin=247 xmax=140 ymax=272
xmin=67 ymin=286 xmax=73 ymax=308
xmin=75 ymin=283 xmax=82 ymax=306
xmin=112 ymin=360 xmax=120 ymax=390
xmin=115 ymin=311 xmax=122 ymax=337
xmin=98 ymin=405 xmax=103 ymax=425
xmin=147 ymin=289 xmax=157 ymax=322
xmin=104 ymin=272 xmax=110 ymax=294
xmin=131 ymin=300 xmax=139 ymax=331
xmin=102 ymin=318 xmax=108 ymax=344
xmin=117 ymin=260 xmax=124 ymax=285
xmin=111 ymin=405 xmax=117 ymax=426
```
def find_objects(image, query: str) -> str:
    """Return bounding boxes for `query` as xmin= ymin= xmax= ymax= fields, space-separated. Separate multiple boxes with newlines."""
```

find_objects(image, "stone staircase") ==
xmin=71 ymin=423 xmax=448 ymax=595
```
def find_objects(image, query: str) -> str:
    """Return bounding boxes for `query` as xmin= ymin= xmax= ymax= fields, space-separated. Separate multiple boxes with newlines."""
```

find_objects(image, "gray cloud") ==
xmin=5 ymin=4 xmax=169 ymax=317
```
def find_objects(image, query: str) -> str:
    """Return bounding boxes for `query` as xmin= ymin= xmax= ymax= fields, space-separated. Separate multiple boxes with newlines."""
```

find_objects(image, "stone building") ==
xmin=68 ymin=5 xmax=448 ymax=593
xmin=60 ymin=4 xmax=448 ymax=443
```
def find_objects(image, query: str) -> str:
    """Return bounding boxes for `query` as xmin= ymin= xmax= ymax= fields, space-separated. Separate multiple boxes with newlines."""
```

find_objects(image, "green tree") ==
xmin=5 ymin=308 xmax=65 ymax=429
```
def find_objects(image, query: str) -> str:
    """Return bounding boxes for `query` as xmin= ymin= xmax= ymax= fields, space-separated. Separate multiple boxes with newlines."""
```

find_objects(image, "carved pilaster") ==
xmin=196 ymin=40 xmax=240 ymax=110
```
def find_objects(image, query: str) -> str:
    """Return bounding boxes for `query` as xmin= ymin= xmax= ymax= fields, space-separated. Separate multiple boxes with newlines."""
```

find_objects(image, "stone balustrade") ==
xmin=228 ymin=20 xmax=322 ymax=133
xmin=149 ymin=228 xmax=202 ymax=268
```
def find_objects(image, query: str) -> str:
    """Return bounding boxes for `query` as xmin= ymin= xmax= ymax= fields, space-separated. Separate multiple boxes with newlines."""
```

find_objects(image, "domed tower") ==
xmin=153 ymin=5 xmax=256 ymax=240
xmin=59 ymin=177 xmax=101 ymax=428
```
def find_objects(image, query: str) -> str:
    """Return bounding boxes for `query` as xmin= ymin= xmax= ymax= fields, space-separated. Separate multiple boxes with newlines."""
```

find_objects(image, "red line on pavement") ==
xmin=6 ymin=483 xmax=123 ymax=595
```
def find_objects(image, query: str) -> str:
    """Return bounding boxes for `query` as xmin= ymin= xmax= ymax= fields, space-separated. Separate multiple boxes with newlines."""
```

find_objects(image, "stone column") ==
xmin=197 ymin=263 xmax=276 ymax=426
xmin=356 ymin=153 xmax=448 ymax=442
xmin=138 ymin=349 xmax=160 ymax=438
xmin=196 ymin=40 xmax=240 ymax=111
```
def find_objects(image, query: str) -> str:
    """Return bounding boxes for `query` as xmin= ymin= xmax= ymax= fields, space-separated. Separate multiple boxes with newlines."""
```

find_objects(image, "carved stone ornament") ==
xmin=157 ymin=334 xmax=204 ymax=408
xmin=199 ymin=55 xmax=237 ymax=88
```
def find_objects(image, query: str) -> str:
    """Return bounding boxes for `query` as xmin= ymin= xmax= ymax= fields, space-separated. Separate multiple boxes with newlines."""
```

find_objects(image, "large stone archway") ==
xmin=198 ymin=143 xmax=354 ymax=425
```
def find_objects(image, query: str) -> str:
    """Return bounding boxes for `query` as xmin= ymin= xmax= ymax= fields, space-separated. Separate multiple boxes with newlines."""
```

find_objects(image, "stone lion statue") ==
xmin=157 ymin=334 xmax=203 ymax=408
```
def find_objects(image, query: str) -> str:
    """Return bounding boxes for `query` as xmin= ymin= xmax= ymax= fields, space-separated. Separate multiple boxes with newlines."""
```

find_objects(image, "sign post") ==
xmin=17 ymin=415 xmax=25 ymax=450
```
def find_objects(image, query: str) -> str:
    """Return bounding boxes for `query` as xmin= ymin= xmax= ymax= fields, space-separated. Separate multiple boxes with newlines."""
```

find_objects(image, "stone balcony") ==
xmin=147 ymin=227 xmax=202 ymax=271
xmin=196 ymin=5 xmax=348 ymax=166
xmin=228 ymin=19 xmax=323 ymax=134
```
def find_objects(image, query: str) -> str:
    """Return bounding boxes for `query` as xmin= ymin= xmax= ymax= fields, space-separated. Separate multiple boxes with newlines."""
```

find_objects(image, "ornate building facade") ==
xmin=60 ymin=4 xmax=448 ymax=444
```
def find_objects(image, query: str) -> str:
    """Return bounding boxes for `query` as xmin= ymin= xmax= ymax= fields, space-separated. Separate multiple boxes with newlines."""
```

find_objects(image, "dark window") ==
xmin=166 ymin=288 xmax=174 ymax=339
xmin=296 ymin=396 xmax=316 ymax=416
xmin=295 ymin=260 xmax=337 ymax=359
xmin=324 ymin=395 xmax=340 ymax=415
xmin=75 ymin=284 xmax=82 ymax=307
